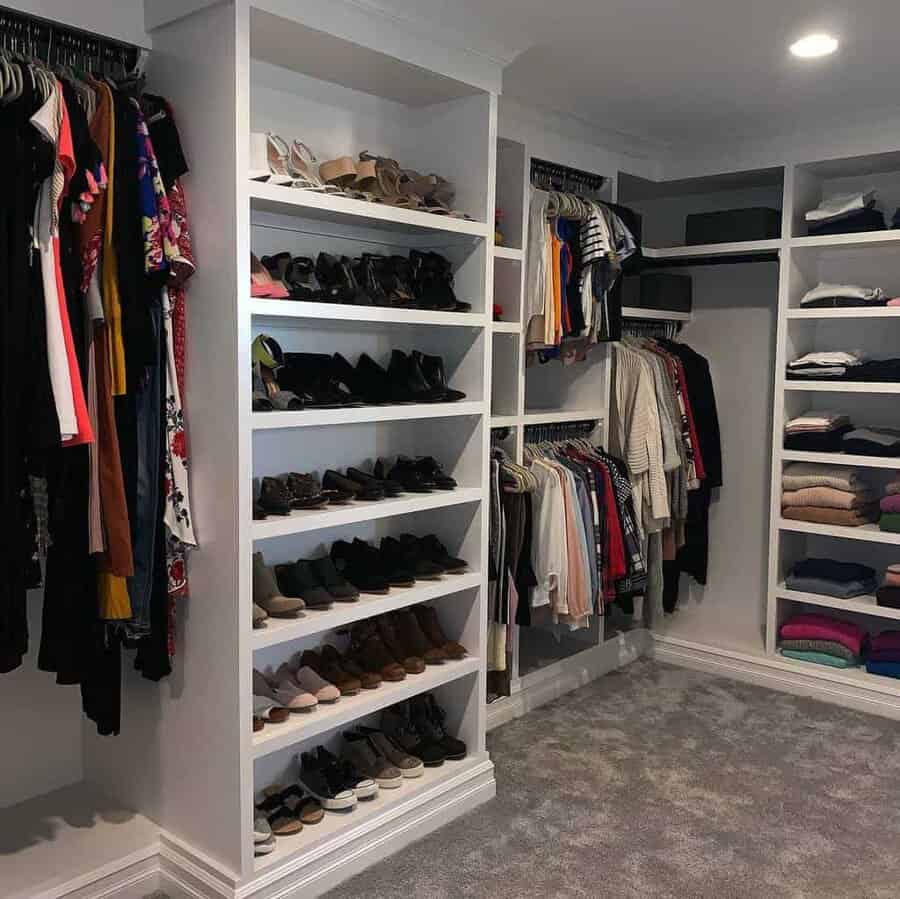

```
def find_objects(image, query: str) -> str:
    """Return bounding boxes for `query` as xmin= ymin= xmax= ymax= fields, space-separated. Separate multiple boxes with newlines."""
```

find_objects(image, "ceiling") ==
xmin=366 ymin=0 xmax=900 ymax=146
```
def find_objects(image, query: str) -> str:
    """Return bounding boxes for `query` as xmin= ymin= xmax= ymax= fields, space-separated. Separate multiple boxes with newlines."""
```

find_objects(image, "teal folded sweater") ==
xmin=781 ymin=649 xmax=858 ymax=669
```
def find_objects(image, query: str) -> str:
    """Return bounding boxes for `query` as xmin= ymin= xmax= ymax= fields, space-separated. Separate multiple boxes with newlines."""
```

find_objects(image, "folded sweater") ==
xmin=791 ymin=558 xmax=876 ymax=582
xmin=876 ymin=585 xmax=900 ymax=609
xmin=779 ymin=638 xmax=859 ymax=663
xmin=871 ymin=631 xmax=900 ymax=652
xmin=867 ymin=649 xmax=900 ymax=663
xmin=784 ymin=430 xmax=852 ymax=452
xmin=844 ymin=359 xmax=900 ymax=382
xmin=881 ymin=494 xmax=900 ymax=514
xmin=842 ymin=427 xmax=900 ymax=457
xmin=781 ymin=649 xmax=857 ymax=669
xmin=886 ymin=478 xmax=900 ymax=496
xmin=800 ymin=282 xmax=885 ymax=307
xmin=866 ymin=660 xmax=900 ymax=679
xmin=782 ymin=486 xmax=874 ymax=510
xmin=785 ymin=410 xmax=851 ymax=431
xmin=784 ymin=574 xmax=877 ymax=598
xmin=782 ymin=463 xmax=866 ymax=493
xmin=805 ymin=191 xmax=877 ymax=223
xmin=880 ymin=512 xmax=900 ymax=533
xmin=787 ymin=351 xmax=865 ymax=369
xmin=782 ymin=505 xmax=879 ymax=527
xmin=779 ymin=613 xmax=867 ymax=656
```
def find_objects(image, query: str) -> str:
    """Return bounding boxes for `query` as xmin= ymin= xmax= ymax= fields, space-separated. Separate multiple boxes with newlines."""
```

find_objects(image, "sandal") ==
xmin=265 ymin=784 xmax=325 ymax=825
xmin=249 ymin=132 xmax=291 ymax=185
xmin=251 ymin=254 xmax=289 ymax=299
xmin=320 ymin=156 xmax=363 ymax=196
xmin=256 ymin=795 xmax=303 ymax=836
xmin=254 ymin=695 xmax=291 ymax=725
xmin=290 ymin=141 xmax=341 ymax=194
xmin=359 ymin=152 xmax=417 ymax=208
xmin=263 ymin=133 xmax=301 ymax=187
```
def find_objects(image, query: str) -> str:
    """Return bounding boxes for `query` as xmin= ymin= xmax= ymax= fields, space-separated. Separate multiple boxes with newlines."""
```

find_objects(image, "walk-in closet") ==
xmin=5 ymin=2 xmax=900 ymax=898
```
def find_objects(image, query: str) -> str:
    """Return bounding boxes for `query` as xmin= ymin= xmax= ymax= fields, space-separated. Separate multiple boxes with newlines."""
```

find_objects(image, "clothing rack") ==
xmin=531 ymin=157 xmax=607 ymax=201
xmin=0 ymin=5 xmax=144 ymax=75
xmin=523 ymin=418 xmax=599 ymax=444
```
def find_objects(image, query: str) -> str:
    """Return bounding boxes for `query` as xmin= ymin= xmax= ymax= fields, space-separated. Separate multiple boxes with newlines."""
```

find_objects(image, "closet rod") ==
xmin=523 ymin=419 xmax=599 ymax=443
xmin=531 ymin=156 xmax=607 ymax=198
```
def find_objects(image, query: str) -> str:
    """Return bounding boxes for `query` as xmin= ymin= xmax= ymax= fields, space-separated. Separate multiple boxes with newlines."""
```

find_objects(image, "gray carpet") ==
xmin=327 ymin=659 xmax=900 ymax=899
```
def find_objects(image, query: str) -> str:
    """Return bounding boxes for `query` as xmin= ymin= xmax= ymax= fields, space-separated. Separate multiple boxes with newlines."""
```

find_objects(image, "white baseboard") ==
xmin=653 ymin=634 xmax=900 ymax=720
xmin=486 ymin=629 xmax=651 ymax=731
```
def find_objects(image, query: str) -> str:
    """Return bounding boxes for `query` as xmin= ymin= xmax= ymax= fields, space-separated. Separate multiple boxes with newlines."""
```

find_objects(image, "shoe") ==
xmin=283 ymin=256 xmax=324 ymax=301
xmin=253 ymin=694 xmax=290 ymax=725
xmin=323 ymin=469 xmax=384 ymax=502
xmin=347 ymin=466 xmax=403 ymax=498
xmin=280 ymin=353 xmax=362 ymax=408
xmin=409 ymin=249 xmax=456 ymax=311
xmin=309 ymin=556 xmax=359 ymax=602
xmin=253 ymin=603 xmax=269 ymax=629
xmin=322 ymin=643 xmax=382 ymax=691
xmin=289 ymin=663 xmax=341 ymax=704
xmin=253 ymin=552 xmax=306 ymax=618
xmin=413 ymin=604 xmax=468 ymax=660
xmin=251 ymin=253 xmax=289 ymax=298
xmin=253 ymin=502 xmax=268 ymax=520
xmin=257 ymin=476 xmax=293 ymax=516
xmin=254 ymin=668 xmax=318 ymax=713
xmin=412 ymin=694 xmax=467 ymax=760
xmin=355 ymin=726 xmax=424 ymax=777
xmin=355 ymin=353 xmax=395 ymax=405
xmin=388 ymin=350 xmax=445 ymax=403
xmin=393 ymin=608 xmax=448 ymax=665
xmin=380 ymin=536 xmax=442 ymax=582
xmin=331 ymin=353 xmax=368 ymax=405
xmin=403 ymin=533 xmax=468 ymax=574
xmin=342 ymin=732 xmax=403 ymax=789
xmin=281 ymin=473 xmax=328 ymax=509
xmin=249 ymin=132 xmax=291 ymax=184
xmin=415 ymin=457 xmax=457 ymax=490
xmin=375 ymin=613 xmax=426 ymax=673
xmin=315 ymin=253 xmax=357 ymax=304
xmin=302 ymin=647 xmax=362 ymax=696
xmin=254 ymin=834 xmax=276 ymax=856
xmin=253 ymin=813 xmax=273 ymax=844
xmin=275 ymin=560 xmax=334 ymax=610
xmin=349 ymin=622 xmax=406 ymax=682
xmin=317 ymin=746 xmax=378 ymax=800
xmin=255 ymin=794 xmax=303 ymax=836
xmin=381 ymin=700 xmax=446 ymax=767
xmin=352 ymin=254 xmax=390 ymax=307
xmin=412 ymin=351 xmax=466 ymax=402
xmin=267 ymin=784 xmax=325 ymax=825
xmin=331 ymin=540 xmax=391 ymax=594
xmin=297 ymin=751 xmax=357 ymax=811
xmin=381 ymin=255 xmax=419 ymax=308
xmin=379 ymin=456 xmax=432 ymax=493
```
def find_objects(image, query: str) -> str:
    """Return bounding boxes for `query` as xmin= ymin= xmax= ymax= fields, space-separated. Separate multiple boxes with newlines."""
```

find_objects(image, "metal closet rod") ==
xmin=0 ymin=4 xmax=147 ymax=68
xmin=530 ymin=157 xmax=607 ymax=196
xmin=523 ymin=419 xmax=599 ymax=443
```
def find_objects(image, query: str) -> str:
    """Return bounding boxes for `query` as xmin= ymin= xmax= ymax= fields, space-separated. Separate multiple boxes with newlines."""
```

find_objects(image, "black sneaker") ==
xmin=297 ymin=750 xmax=357 ymax=810
xmin=411 ymin=694 xmax=467 ymax=760
xmin=381 ymin=700 xmax=446 ymax=767
xmin=316 ymin=746 xmax=378 ymax=800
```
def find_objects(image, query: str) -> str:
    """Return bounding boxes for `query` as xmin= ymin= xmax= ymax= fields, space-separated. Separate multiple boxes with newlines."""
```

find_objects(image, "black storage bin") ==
xmin=623 ymin=273 xmax=692 ymax=313
xmin=685 ymin=207 xmax=781 ymax=245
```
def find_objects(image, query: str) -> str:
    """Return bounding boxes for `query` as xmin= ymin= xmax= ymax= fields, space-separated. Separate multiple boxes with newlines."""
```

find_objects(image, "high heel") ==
xmin=250 ymin=132 xmax=291 ymax=185
xmin=265 ymin=133 xmax=305 ymax=187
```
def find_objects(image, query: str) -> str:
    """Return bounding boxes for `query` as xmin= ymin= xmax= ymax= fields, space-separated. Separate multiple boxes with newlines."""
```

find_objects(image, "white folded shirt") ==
xmin=800 ymin=282 xmax=885 ymax=305
xmin=788 ymin=351 xmax=865 ymax=368
xmin=805 ymin=190 xmax=877 ymax=223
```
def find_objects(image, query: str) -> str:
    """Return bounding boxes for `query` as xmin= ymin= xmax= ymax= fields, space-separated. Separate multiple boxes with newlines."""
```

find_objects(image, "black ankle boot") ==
xmin=315 ymin=252 xmax=356 ymax=304
xmin=388 ymin=350 xmax=444 ymax=403
xmin=284 ymin=257 xmax=324 ymax=301
xmin=412 ymin=351 xmax=465 ymax=402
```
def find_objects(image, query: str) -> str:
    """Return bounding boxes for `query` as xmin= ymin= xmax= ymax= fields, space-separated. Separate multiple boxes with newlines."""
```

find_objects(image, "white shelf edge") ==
xmin=783 ymin=381 xmax=900 ymax=394
xmin=251 ymin=657 xmax=480 ymax=758
xmin=778 ymin=518 xmax=900 ymax=545
xmin=490 ymin=415 xmax=519 ymax=428
xmin=493 ymin=245 xmax=523 ymax=260
xmin=774 ymin=584 xmax=900 ymax=621
xmin=252 ymin=573 xmax=483 ymax=650
xmin=786 ymin=307 xmax=900 ymax=320
xmin=249 ymin=181 xmax=490 ymax=238
xmin=621 ymin=306 xmax=692 ymax=322
xmin=791 ymin=230 xmax=900 ymax=250
xmin=491 ymin=321 xmax=522 ymax=333
xmin=781 ymin=450 xmax=900 ymax=470
xmin=252 ymin=400 xmax=486 ymax=430
xmin=642 ymin=239 xmax=782 ymax=260
xmin=252 ymin=487 xmax=483 ymax=540
xmin=249 ymin=298 xmax=488 ymax=328
xmin=521 ymin=409 xmax=605 ymax=426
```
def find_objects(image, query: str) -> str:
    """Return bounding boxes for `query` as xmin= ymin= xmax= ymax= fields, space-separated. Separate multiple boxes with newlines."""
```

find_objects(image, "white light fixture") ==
xmin=790 ymin=33 xmax=839 ymax=59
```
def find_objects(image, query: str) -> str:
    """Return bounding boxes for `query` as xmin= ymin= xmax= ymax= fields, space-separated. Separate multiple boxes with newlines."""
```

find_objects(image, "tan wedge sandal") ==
xmin=359 ymin=151 xmax=419 ymax=208
xmin=290 ymin=141 xmax=341 ymax=194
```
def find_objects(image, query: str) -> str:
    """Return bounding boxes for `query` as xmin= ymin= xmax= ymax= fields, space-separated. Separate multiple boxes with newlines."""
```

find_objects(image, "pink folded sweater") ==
xmin=780 ymin=614 xmax=867 ymax=656
xmin=881 ymin=494 xmax=900 ymax=514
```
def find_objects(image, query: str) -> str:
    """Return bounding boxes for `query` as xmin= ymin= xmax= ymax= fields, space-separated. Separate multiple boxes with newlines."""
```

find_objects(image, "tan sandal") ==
xmin=359 ymin=151 xmax=416 ymax=207
xmin=290 ymin=141 xmax=340 ymax=194
xmin=320 ymin=156 xmax=364 ymax=196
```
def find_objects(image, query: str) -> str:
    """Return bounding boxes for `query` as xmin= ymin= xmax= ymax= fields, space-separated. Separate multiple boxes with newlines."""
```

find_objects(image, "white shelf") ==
xmin=249 ymin=182 xmax=489 ymax=239
xmin=490 ymin=415 xmax=519 ymax=428
xmin=252 ymin=573 xmax=482 ymax=650
xmin=786 ymin=307 xmax=900 ymax=320
xmin=491 ymin=320 xmax=522 ymax=333
xmin=249 ymin=298 xmax=487 ymax=328
xmin=791 ymin=230 xmax=900 ymax=250
xmin=252 ymin=487 xmax=483 ymax=540
xmin=254 ymin=755 xmax=490 ymax=873
xmin=779 ymin=519 xmax=900 ymax=545
xmin=642 ymin=239 xmax=782 ymax=260
xmin=621 ymin=306 xmax=692 ymax=322
xmin=784 ymin=381 xmax=900 ymax=394
xmin=781 ymin=450 xmax=900 ymax=470
xmin=521 ymin=409 xmax=605 ymax=426
xmin=251 ymin=656 xmax=480 ymax=758
xmin=775 ymin=584 xmax=900 ymax=621
xmin=775 ymin=653 xmax=900 ymax=695
xmin=252 ymin=401 xmax=485 ymax=430
xmin=493 ymin=245 xmax=523 ymax=261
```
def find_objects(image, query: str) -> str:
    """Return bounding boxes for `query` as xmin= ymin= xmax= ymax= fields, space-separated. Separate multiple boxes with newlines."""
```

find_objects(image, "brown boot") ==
xmin=375 ymin=614 xmax=426 ymax=673
xmin=412 ymin=605 xmax=467 ymax=660
xmin=300 ymin=648 xmax=362 ymax=696
xmin=350 ymin=621 xmax=406 ymax=681
xmin=391 ymin=609 xmax=447 ymax=665
xmin=321 ymin=643 xmax=380 ymax=690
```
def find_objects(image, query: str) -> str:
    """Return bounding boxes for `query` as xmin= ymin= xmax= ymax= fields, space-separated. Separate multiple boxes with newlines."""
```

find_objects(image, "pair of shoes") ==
xmin=253 ymin=695 xmax=290 ymax=731
xmin=278 ymin=351 xmax=364 ymax=409
xmin=298 ymin=646 xmax=363 ymax=696
xmin=375 ymin=456 xmax=457 ymax=492
xmin=275 ymin=557 xmax=359 ymax=609
xmin=252 ymin=338 xmax=308 ymax=411
xmin=253 ymin=603 xmax=269 ymax=630
xmin=345 ymin=726 xmax=424 ymax=780
xmin=298 ymin=746 xmax=377 ymax=810
xmin=261 ymin=253 xmax=325 ymax=301
xmin=322 ymin=467 xmax=401 ymax=502
xmin=381 ymin=694 xmax=467 ymax=767
xmin=253 ymin=667 xmax=320 ymax=714
xmin=255 ymin=783 xmax=324 ymax=842
xmin=330 ymin=350 xmax=465 ymax=405
xmin=253 ymin=553 xmax=306 ymax=618
xmin=257 ymin=474 xmax=329 ymax=516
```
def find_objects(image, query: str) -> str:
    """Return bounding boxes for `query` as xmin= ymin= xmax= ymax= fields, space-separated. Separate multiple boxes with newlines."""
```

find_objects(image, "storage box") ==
xmin=685 ymin=207 xmax=781 ymax=245
xmin=623 ymin=273 xmax=692 ymax=313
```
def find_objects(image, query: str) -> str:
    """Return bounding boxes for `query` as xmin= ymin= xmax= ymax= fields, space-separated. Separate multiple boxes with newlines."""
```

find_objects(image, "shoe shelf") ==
xmin=785 ymin=307 xmax=900 ymax=320
xmin=250 ymin=183 xmax=490 ymax=240
xmin=493 ymin=246 xmax=523 ymax=261
xmin=251 ymin=401 xmax=486 ymax=430
xmin=252 ymin=656 xmax=480 ymax=759
xmin=781 ymin=450 xmax=900 ymax=470
xmin=783 ymin=381 xmax=900 ymax=394
xmin=774 ymin=584 xmax=900 ymax=622
xmin=252 ymin=488 xmax=484 ymax=540
xmin=249 ymin=298 xmax=488 ymax=329
xmin=778 ymin=518 xmax=900 ymax=545
xmin=252 ymin=573 xmax=482 ymax=650
xmin=253 ymin=753 xmax=491 ymax=874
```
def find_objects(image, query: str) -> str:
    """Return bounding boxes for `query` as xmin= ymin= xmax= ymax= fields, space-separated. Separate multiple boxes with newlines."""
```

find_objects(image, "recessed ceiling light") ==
xmin=790 ymin=33 xmax=839 ymax=59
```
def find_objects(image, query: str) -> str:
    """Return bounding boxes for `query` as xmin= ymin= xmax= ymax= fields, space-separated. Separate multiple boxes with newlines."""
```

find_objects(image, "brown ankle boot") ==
xmin=391 ymin=609 xmax=447 ymax=665
xmin=412 ymin=604 xmax=467 ymax=660
xmin=350 ymin=621 xmax=406 ymax=681
xmin=375 ymin=614 xmax=426 ymax=673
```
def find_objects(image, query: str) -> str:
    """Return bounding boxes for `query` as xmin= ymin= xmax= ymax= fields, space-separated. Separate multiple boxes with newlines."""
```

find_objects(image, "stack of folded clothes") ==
xmin=876 ymin=563 xmax=900 ymax=609
xmin=786 ymin=351 xmax=865 ymax=380
xmin=781 ymin=462 xmax=879 ymax=526
xmin=785 ymin=558 xmax=877 ymax=598
xmin=880 ymin=478 xmax=900 ymax=533
xmin=784 ymin=410 xmax=853 ymax=451
xmin=779 ymin=613 xmax=866 ymax=668
xmin=805 ymin=190 xmax=886 ymax=236
xmin=799 ymin=282 xmax=886 ymax=309
xmin=865 ymin=631 xmax=900 ymax=679
xmin=842 ymin=427 xmax=900 ymax=456
xmin=843 ymin=358 xmax=900 ymax=382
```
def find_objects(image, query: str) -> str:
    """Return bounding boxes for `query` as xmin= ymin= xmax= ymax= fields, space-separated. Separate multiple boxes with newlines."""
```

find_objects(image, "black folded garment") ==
xmin=842 ymin=427 xmax=900 ymax=456
xmin=792 ymin=558 xmax=876 ymax=584
xmin=801 ymin=295 xmax=888 ymax=308
xmin=877 ymin=585 xmax=900 ymax=609
xmin=784 ymin=426 xmax=853 ymax=452
xmin=844 ymin=359 xmax=900 ymax=382
xmin=807 ymin=207 xmax=886 ymax=236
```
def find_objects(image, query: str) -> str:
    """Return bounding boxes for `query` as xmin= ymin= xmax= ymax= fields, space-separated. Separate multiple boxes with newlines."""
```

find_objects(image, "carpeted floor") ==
xmin=326 ymin=659 xmax=900 ymax=899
